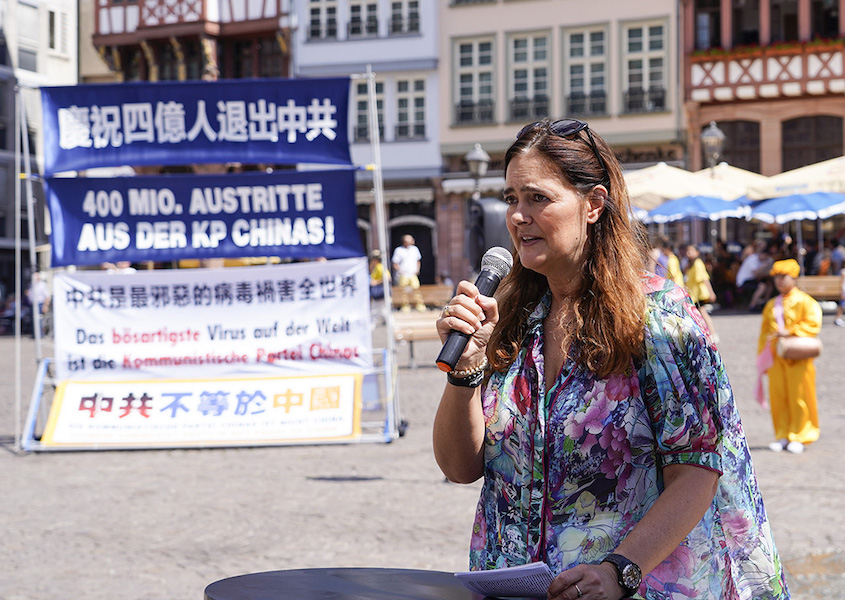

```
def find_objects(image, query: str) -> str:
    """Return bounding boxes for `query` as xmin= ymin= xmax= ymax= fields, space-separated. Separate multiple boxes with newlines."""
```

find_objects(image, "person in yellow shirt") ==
xmin=369 ymin=249 xmax=388 ymax=299
xmin=647 ymin=235 xmax=684 ymax=287
xmin=662 ymin=240 xmax=685 ymax=288
xmin=757 ymin=259 xmax=822 ymax=454
xmin=684 ymin=244 xmax=718 ymax=342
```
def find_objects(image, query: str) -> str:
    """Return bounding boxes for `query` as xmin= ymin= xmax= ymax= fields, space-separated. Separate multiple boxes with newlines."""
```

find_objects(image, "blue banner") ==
xmin=45 ymin=170 xmax=362 ymax=267
xmin=41 ymin=78 xmax=351 ymax=175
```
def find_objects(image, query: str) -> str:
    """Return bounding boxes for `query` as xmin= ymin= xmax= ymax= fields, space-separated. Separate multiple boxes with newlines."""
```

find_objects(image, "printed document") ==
xmin=454 ymin=562 xmax=554 ymax=598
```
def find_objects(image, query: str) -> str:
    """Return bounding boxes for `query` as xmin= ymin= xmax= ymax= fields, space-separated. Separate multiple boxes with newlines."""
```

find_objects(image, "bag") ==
xmin=776 ymin=336 xmax=823 ymax=360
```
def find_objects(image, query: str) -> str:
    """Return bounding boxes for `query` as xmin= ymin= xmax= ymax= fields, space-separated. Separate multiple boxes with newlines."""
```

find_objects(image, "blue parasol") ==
xmin=643 ymin=195 xmax=750 ymax=224
xmin=748 ymin=191 xmax=845 ymax=224
xmin=749 ymin=191 xmax=845 ymax=272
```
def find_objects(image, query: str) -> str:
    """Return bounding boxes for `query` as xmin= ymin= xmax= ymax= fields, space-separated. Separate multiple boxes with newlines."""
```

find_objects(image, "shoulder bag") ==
xmin=776 ymin=336 xmax=822 ymax=360
xmin=774 ymin=295 xmax=822 ymax=360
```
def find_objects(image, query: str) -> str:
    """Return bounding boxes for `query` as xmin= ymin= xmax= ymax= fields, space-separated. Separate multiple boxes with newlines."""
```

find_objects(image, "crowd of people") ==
xmin=644 ymin=232 xmax=844 ymax=322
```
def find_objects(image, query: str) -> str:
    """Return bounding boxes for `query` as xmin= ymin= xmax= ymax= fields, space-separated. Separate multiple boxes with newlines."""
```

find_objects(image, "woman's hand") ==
xmin=432 ymin=280 xmax=499 ymax=483
xmin=547 ymin=563 xmax=623 ymax=600
xmin=436 ymin=280 xmax=500 ymax=370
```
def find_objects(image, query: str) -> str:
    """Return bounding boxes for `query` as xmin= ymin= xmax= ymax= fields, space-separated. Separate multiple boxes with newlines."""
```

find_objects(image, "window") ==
xmin=811 ymin=0 xmax=839 ymax=40
xmin=123 ymin=49 xmax=143 ymax=81
xmin=48 ymin=9 xmax=69 ymax=54
xmin=694 ymin=0 xmax=721 ymax=50
xmin=16 ymin=2 xmax=38 ymax=45
xmin=354 ymin=81 xmax=384 ymax=142
xmin=16 ymin=2 xmax=38 ymax=71
xmin=455 ymin=38 xmax=495 ymax=125
xmin=782 ymin=115 xmax=843 ymax=171
xmin=623 ymin=23 xmax=667 ymax=113
xmin=396 ymin=78 xmax=426 ymax=139
xmin=733 ymin=0 xmax=760 ymax=46
xmin=714 ymin=120 xmax=761 ymax=173
xmin=770 ymin=0 xmax=799 ymax=43
xmin=308 ymin=0 xmax=337 ymax=40
xmin=349 ymin=2 xmax=378 ymax=37
xmin=258 ymin=38 xmax=283 ymax=78
xmin=184 ymin=40 xmax=202 ymax=80
xmin=159 ymin=42 xmax=178 ymax=81
xmin=231 ymin=40 xmax=254 ymax=78
xmin=564 ymin=27 xmax=607 ymax=116
xmin=18 ymin=48 xmax=36 ymax=71
xmin=508 ymin=32 xmax=549 ymax=121
xmin=390 ymin=1 xmax=419 ymax=35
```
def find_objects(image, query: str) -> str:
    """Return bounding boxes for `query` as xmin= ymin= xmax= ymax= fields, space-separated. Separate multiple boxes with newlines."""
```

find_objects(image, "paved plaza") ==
xmin=1 ymin=310 xmax=844 ymax=600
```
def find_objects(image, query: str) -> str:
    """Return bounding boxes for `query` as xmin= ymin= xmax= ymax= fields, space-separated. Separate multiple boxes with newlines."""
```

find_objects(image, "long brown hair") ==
xmin=488 ymin=120 xmax=649 ymax=378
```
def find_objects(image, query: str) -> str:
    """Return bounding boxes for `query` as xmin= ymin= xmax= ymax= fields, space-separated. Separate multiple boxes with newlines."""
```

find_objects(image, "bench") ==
xmin=390 ymin=284 xmax=453 ymax=310
xmin=797 ymin=275 xmax=842 ymax=301
xmin=392 ymin=310 xmax=441 ymax=368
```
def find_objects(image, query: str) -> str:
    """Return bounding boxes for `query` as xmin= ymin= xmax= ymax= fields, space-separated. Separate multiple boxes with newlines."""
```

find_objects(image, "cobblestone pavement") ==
xmin=1 ymin=310 xmax=844 ymax=600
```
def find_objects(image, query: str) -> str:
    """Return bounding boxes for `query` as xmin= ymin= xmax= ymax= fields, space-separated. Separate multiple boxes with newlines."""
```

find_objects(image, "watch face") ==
xmin=621 ymin=563 xmax=642 ymax=589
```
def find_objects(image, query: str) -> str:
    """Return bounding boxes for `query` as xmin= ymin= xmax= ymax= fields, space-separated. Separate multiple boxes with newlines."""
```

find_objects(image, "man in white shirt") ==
xmin=736 ymin=245 xmax=762 ymax=289
xmin=28 ymin=272 xmax=50 ymax=336
xmin=736 ymin=240 xmax=773 ymax=311
xmin=391 ymin=235 xmax=425 ymax=312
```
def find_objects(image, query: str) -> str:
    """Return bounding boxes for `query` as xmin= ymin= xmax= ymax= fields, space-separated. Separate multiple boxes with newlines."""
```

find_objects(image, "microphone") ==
xmin=436 ymin=246 xmax=514 ymax=372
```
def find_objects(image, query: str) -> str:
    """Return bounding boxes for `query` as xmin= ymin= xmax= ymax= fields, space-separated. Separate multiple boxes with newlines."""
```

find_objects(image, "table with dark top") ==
xmin=205 ymin=567 xmax=484 ymax=600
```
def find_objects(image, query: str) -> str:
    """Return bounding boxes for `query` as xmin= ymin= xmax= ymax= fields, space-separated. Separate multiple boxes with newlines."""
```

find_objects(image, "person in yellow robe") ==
xmin=757 ymin=259 xmax=822 ymax=454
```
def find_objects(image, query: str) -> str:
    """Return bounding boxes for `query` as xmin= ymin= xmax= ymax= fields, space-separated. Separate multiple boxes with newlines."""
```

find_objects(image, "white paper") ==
xmin=454 ymin=562 xmax=554 ymax=598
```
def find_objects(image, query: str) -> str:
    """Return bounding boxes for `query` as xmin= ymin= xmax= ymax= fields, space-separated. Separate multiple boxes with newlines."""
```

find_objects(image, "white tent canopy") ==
xmin=624 ymin=162 xmax=748 ymax=211
xmin=747 ymin=155 xmax=845 ymax=200
xmin=694 ymin=162 xmax=769 ymax=189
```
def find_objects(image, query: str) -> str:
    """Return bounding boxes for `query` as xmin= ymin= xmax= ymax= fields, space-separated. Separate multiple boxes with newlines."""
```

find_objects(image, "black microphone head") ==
xmin=481 ymin=246 xmax=514 ymax=279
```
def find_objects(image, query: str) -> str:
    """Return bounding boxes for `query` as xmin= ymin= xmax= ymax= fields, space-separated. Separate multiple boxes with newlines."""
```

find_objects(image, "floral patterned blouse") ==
xmin=469 ymin=275 xmax=788 ymax=599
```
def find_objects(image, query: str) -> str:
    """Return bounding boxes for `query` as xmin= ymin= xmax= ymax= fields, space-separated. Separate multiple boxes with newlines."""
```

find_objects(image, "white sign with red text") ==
xmin=52 ymin=259 xmax=372 ymax=382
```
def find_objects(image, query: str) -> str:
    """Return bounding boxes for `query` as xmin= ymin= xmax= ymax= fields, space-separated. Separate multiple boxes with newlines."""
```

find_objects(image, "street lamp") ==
xmin=465 ymin=142 xmax=490 ymax=201
xmin=700 ymin=121 xmax=727 ymax=248
xmin=463 ymin=143 xmax=491 ymax=277
xmin=701 ymin=121 xmax=726 ymax=171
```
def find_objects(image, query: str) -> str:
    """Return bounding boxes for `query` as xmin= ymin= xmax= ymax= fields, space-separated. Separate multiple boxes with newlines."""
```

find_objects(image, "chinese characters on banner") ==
xmin=42 ymin=259 xmax=371 ymax=447
xmin=41 ymin=78 xmax=351 ymax=174
xmin=43 ymin=376 xmax=362 ymax=447
xmin=44 ymin=169 xmax=361 ymax=266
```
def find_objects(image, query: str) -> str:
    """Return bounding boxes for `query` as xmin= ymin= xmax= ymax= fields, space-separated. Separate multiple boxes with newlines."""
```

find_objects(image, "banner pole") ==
xmin=13 ymin=86 xmax=22 ymax=451
xmin=19 ymin=86 xmax=42 ymax=363
xmin=364 ymin=65 xmax=401 ymax=438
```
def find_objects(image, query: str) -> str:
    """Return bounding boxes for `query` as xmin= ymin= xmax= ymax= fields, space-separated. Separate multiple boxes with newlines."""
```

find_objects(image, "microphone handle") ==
xmin=473 ymin=270 xmax=501 ymax=297
xmin=435 ymin=270 xmax=501 ymax=372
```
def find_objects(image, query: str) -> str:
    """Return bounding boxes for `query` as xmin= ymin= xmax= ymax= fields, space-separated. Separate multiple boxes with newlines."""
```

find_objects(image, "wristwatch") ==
xmin=602 ymin=553 xmax=642 ymax=598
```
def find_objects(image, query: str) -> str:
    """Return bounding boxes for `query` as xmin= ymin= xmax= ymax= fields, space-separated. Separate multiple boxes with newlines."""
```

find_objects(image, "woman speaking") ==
xmin=433 ymin=119 xmax=787 ymax=600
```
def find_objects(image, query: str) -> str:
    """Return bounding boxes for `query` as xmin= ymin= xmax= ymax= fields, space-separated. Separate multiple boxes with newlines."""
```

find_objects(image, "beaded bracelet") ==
xmin=447 ymin=357 xmax=488 ymax=388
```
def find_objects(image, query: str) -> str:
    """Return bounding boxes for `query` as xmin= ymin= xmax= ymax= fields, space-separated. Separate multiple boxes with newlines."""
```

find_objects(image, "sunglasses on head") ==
xmin=517 ymin=119 xmax=609 ymax=185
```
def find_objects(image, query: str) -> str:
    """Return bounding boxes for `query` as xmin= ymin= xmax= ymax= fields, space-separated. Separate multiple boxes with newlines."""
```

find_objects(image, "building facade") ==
xmin=437 ymin=0 xmax=686 ymax=280
xmin=87 ymin=0 xmax=294 ymax=85
xmin=683 ymin=0 xmax=845 ymax=175
xmin=0 ymin=0 xmax=78 ymax=295
xmin=293 ymin=0 xmax=442 ymax=284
